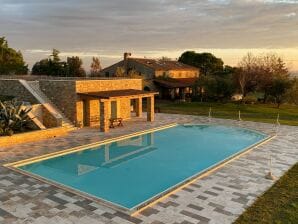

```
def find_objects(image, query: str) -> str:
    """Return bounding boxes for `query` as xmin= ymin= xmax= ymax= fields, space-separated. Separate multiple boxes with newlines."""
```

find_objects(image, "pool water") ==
xmin=19 ymin=125 xmax=267 ymax=211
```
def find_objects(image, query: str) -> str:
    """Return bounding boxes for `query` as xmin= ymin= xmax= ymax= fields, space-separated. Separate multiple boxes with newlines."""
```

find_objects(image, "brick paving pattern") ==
xmin=0 ymin=113 xmax=297 ymax=224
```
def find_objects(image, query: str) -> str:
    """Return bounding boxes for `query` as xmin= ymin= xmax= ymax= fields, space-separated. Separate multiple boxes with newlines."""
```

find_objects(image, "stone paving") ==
xmin=0 ymin=113 xmax=297 ymax=224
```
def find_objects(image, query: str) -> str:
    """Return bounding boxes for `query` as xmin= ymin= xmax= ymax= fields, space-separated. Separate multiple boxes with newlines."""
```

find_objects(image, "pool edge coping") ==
xmin=3 ymin=123 xmax=275 ymax=216
xmin=3 ymin=123 xmax=178 ymax=168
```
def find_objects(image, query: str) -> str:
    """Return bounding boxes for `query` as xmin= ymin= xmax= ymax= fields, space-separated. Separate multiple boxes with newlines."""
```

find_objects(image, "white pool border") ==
xmin=3 ymin=123 xmax=274 ymax=216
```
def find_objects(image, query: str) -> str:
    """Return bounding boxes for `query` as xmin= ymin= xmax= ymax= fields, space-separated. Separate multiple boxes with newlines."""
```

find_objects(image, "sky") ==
xmin=1 ymin=0 xmax=298 ymax=72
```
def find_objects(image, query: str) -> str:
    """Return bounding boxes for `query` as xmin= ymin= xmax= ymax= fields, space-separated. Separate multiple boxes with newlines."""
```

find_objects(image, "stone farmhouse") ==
xmin=100 ymin=53 xmax=200 ymax=100
xmin=0 ymin=77 xmax=157 ymax=136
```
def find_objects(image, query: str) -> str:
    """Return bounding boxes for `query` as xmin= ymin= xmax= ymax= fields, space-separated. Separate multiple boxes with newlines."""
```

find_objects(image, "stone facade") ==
xmin=39 ymin=79 xmax=144 ymax=128
xmin=75 ymin=79 xmax=142 ymax=128
xmin=100 ymin=56 xmax=199 ymax=93
xmin=0 ymin=78 xmax=153 ymax=131
xmin=0 ymin=79 xmax=38 ymax=104
xmin=39 ymin=80 xmax=77 ymax=124
xmin=76 ymin=79 xmax=142 ymax=92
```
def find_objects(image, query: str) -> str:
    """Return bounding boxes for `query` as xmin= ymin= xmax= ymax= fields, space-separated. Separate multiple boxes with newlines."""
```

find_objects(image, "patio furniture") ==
xmin=109 ymin=118 xmax=123 ymax=128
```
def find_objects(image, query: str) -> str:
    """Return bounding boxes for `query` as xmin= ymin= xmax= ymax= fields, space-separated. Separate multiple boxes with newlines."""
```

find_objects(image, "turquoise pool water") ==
xmin=19 ymin=125 xmax=267 ymax=210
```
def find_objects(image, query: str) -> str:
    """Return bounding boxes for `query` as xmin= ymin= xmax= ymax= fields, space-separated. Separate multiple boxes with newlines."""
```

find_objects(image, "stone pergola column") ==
xmin=86 ymin=99 xmax=100 ymax=127
xmin=147 ymin=96 xmax=154 ymax=122
xmin=100 ymin=100 xmax=111 ymax=132
xmin=135 ymin=97 xmax=143 ymax=117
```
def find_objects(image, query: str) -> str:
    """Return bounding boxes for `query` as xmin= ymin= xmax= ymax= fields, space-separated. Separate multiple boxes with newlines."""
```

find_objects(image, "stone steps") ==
xmin=20 ymin=80 xmax=76 ymax=130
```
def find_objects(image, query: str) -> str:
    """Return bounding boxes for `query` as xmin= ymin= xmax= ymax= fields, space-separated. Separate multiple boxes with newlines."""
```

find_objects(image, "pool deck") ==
xmin=0 ymin=113 xmax=297 ymax=224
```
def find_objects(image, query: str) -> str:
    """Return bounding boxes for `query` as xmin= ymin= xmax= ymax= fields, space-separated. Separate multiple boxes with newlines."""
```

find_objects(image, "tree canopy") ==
xmin=90 ymin=57 xmax=102 ymax=77
xmin=32 ymin=49 xmax=86 ymax=77
xmin=178 ymin=51 xmax=224 ymax=76
xmin=0 ymin=37 xmax=28 ymax=75
xmin=233 ymin=53 xmax=289 ymax=101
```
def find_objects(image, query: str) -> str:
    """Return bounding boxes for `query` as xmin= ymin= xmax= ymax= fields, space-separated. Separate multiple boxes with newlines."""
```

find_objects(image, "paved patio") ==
xmin=0 ymin=113 xmax=297 ymax=224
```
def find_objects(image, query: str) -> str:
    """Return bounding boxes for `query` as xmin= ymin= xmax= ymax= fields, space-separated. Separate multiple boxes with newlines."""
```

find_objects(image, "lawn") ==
xmin=156 ymin=101 xmax=298 ymax=126
xmin=234 ymin=163 xmax=298 ymax=224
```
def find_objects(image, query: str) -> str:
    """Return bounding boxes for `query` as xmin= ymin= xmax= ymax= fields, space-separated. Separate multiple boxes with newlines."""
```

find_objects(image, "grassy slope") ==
xmin=234 ymin=163 xmax=298 ymax=224
xmin=156 ymin=101 xmax=298 ymax=126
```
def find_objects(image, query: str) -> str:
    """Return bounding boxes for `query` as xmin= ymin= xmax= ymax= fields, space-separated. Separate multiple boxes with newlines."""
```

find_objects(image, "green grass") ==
xmin=156 ymin=101 xmax=298 ymax=126
xmin=234 ymin=163 xmax=298 ymax=224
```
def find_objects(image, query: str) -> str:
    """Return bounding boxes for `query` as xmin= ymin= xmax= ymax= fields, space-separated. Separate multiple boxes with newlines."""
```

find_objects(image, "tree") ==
xmin=31 ymin=59 xmax=50 ymax=75
xmin=196 ymin=74 xmax=234 ymax=102
xmin=178 ymin=51 xmax=224 ymax=76
xmin=32 ymin=49 xmax=66 ymax=76
xmin=256 ymin=54 xmax=289 ymax=103
xmin=90 ymin=57 xmax=102 ymax=76
xmin=234 ymin=53 xmax=290 ymax=102
xmin=233 ymin=53 xmax=259 ymax=98
xmin=159 ymin=56 xmax=172 ymax=61
xmin=32 ymin=49 xmax=85 ymax=77
xmin=268 ymin=77 xmax=293 ymax=108
xmin=0 ymin=37 xmax=28 ymax=75
xmin=66 ymin=56 xmax=86 ymax=77
xmin=115 ymin=67 xmax=125 ymax=77
xmin=51 ymin=49 xmax=61 ymax=62
xmin=286 ymin=78 xmax=298 ymax=105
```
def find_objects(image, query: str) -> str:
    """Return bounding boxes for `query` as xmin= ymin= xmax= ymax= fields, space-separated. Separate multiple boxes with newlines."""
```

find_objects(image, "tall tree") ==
xmin=178 ymin=51 xmax=224 ymax=76
xmin=234 ymin=53 xmax=290 ymax=101
xmin=268 ymin=77 xmax=293 ymax=108
xmin=0 ymin=37 xmax=28 ymax=75
xmin=66 ymin=56 xmax=86 ymax=77
xmin=286 ymin=78 xmax=298 ymax=105
xmin=233 ymin=53 xmax=258 ymax=97
xmin=90 ymin=57 xmax=102 ymax=76
xmin=256 ymin=54 xmax=289 ymax=102
xmin=32 ymin=49 xmax=85 ymax=77
xmin=32 ymin=49 xmax=65 ymax=76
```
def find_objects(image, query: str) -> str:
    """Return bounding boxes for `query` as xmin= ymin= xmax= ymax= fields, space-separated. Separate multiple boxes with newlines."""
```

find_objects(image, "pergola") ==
xmin=78 ymin=89 xmax=158 ymax=132
xmin=154 ymin=78 xmax=197 ymax=100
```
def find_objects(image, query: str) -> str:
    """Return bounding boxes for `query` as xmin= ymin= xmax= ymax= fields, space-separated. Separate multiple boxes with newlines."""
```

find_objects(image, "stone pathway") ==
xmin=0 ymin=113 xmax=297 ymax=224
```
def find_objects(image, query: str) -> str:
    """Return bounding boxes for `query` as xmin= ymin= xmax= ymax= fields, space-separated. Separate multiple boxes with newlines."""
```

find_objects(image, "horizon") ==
xmin=1 ymin=0 xmax=298 ymax=72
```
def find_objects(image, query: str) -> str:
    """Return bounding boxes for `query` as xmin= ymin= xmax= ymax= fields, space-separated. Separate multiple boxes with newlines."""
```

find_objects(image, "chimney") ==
xmin=124 ymin=52 xmax=131 ymax=75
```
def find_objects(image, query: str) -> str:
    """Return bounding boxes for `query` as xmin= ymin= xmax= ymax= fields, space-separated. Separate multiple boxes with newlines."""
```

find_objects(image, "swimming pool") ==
xmin=12 ymin=124 xmax=268 ymax=213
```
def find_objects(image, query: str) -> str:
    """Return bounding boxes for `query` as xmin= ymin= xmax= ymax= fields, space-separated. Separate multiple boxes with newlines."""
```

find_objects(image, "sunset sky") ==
xmin=1 ymin=0 xmax=298 ymax=72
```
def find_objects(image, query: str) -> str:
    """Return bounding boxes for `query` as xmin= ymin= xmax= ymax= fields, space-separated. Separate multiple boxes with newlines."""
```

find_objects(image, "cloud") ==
xmin=1 ymin=0 xmax=298 ymax=69
xmin=285 ymin=12 xmax=297 ymax=17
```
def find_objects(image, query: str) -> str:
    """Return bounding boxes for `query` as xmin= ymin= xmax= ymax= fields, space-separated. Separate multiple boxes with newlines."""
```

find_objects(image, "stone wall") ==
xmin=76 ymin=79 xmax=142 ymax=92
xmin=39 ymin=79 xmax=142 ymax=128
xmin=0 ymin=127 xmax=69 ymax=147
xmin=75 ymin=79 xmax=142 ymax=126
xmin=0 ymin=79 xmax=38 ymax=104
xmin=42 ymin=107 xmax=62 ymax=128
xmin=39 ymin=80 xmax=77 ymax=123
xmin=119 ymin=98 xmax=131 ymax=119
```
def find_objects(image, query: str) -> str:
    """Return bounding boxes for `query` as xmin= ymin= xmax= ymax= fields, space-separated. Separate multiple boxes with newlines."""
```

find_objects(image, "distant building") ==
xmin=100 ymin=53 xmax=200 ymax=100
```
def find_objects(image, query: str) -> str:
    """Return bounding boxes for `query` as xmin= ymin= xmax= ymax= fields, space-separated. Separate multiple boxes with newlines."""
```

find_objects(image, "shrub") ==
xmin=0 ymin=100 xmax=32 ymax=136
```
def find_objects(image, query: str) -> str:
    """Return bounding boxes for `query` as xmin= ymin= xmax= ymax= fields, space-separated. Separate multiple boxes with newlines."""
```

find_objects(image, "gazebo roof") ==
xmin=78 ymin=89 xmax=158 ymax=100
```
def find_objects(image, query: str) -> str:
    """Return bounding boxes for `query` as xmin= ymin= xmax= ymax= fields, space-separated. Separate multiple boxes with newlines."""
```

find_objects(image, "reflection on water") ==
xmin=23 ymin=133 xmax=155 ymax=177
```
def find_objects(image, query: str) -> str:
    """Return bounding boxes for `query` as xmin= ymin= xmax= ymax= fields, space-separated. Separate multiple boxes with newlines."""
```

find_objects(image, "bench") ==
xmin=109 ymin=118 xmax=123 ymax=128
